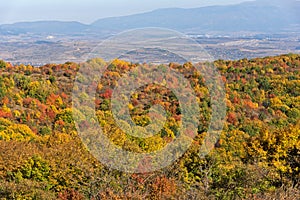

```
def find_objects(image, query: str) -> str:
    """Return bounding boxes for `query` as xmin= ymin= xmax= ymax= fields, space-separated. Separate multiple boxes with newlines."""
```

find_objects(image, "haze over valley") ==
xmin=0 ymin=0 xmax=299 ymax=65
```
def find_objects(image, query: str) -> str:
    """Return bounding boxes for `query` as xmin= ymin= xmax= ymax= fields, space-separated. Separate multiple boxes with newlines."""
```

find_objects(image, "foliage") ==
xmin=0 ymin=54 xmax=299 ymax=199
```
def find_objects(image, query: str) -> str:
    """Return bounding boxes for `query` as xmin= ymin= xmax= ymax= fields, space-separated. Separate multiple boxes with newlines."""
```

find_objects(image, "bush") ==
xmin=0 ymin=60 xmax=6 ymax=69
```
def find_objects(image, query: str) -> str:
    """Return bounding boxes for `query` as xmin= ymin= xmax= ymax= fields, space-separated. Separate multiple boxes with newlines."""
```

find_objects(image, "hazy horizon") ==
xmin=0 ymin=0 xmax=257 ymax=25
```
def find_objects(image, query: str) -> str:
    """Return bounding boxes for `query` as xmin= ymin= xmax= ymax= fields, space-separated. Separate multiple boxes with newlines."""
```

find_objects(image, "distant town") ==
xmin=0 ymin=31 xmax=299 ymax=66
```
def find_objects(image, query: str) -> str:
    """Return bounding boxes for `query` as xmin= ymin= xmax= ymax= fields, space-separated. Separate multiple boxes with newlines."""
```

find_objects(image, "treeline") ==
xmin=0 ymin=54 xmax=299 ymax=199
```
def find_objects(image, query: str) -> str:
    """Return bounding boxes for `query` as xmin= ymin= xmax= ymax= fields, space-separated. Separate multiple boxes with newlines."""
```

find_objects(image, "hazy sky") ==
xmin=0 ymin=0 xmax=252 ymax=24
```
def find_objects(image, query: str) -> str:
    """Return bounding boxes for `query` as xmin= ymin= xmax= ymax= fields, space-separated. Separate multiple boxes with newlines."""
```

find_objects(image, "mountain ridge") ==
xmin=0 ymin=0 xmax=299 ymax=35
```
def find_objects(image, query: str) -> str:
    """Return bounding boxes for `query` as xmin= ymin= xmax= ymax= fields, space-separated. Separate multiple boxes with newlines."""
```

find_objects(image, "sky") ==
xmin=0 ymin=0 xmax=252 ymax=24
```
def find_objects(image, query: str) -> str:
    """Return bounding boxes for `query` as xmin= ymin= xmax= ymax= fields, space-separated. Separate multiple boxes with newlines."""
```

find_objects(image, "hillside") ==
xmin=92 ymin=0 xmax=300 ymax=32
xmin=0 ymin=54 xmax=299 ymax=199
xmin=0 ymin=21 xmax=89 ymax=35
xmin=1 ymin=0 xmax=299 ymax=35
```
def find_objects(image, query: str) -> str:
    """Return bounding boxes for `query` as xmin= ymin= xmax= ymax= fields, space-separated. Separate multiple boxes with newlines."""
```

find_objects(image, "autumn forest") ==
xmin=0 ymin=54 xmax=299 ymax=199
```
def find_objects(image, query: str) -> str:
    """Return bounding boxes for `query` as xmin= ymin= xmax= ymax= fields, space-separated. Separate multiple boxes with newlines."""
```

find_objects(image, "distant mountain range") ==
xmin=0 ymin=0 xmax=299 ymax=35
xmin=0 ymin=21 xmax=89 ymax=35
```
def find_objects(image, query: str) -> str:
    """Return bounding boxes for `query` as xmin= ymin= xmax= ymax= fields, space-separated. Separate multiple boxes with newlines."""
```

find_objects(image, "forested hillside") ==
xmin=0 ymin=54 xmax=299 ymax=199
